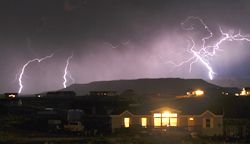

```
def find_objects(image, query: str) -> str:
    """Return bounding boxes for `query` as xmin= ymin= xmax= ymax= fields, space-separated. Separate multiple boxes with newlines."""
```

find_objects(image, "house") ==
xmin=4 ymin=93 xmax=18 ymax=99
xmin=186 ymin=89 xmax=205 ymax=97
xmin=110 ymin=106 xmax=223 ymax=136
xmin=89 ymin=91 xmax=117 ymax=96
xmin=46 ymin=91 xmax=76 ymax=98
xmin=221 ymin=87 xmax=240 ymax=96
xmin=180 ymin=110 xmax=223 ymax=136
xmin=0 ymin=93 xmax=20 ymax=106
xmin=36 ymin=108 xmax=64 ymax=132
xmin=239 ymin=88 xmax=250 ymax=96
xmin=64 ymin=109 xmax=84 ymax=132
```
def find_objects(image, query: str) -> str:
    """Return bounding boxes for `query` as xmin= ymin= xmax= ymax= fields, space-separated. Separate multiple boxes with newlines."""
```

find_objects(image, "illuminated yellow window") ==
xmin=154 ymin=113 xmax=161 ymax=127
xmin=162 ymin=112 xmax=169 ymax=126
xmin=162 ymin=112 xmax=170 ymax=117
xmin=154 ymin=112 xmax=177 ymax=127
xmin=162 ymin=117 xmax=169 ymax=126
xmin=154 ymin=113 xmax=161 ymax=117
xmin=141 ymin=117 xmax=147 ymax=127
xmin=170 ymin=118 xmax=177 ymax=126
xmin=124 ymin=118 xmax=130 ymax=128
xmin=154 ymin=117 xmax=161 ymax=127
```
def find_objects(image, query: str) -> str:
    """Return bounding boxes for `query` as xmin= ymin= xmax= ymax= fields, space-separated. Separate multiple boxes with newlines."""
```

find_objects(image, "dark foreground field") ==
xmin=0 ymin=131 xmax=247 ymax=144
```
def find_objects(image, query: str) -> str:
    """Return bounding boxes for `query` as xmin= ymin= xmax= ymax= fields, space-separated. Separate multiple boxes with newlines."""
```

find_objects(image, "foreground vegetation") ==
xmin=0 ymin=128 xmax=248 ymax=144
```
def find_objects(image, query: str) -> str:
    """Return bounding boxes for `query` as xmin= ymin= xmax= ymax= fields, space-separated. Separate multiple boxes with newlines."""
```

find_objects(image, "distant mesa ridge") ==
xmin=60 ymin=78 xmax=221 ymax=96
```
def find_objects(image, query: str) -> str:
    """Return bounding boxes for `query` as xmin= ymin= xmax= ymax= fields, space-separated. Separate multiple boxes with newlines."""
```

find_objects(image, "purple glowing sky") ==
xmin=1 ymin=0 xmax=250 ymax=94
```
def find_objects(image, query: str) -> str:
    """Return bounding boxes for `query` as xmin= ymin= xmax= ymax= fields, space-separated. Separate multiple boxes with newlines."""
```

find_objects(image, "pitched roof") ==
xmin=111 ymin=103 xmax=222 ymax=116
xmin=111 ymin=105 xmax=151 ymax=115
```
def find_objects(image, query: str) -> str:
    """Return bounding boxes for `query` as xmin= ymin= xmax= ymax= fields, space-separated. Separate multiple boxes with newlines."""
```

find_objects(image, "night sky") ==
xmin=1 ymin=0 xmax=250 ymax=94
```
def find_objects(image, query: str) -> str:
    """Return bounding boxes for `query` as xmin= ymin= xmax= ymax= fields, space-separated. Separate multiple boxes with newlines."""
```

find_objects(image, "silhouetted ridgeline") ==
xmin=208 ymin=78 xmax=250 ymax=88
xmin=61 ymin=78 xmax=221 ymax=96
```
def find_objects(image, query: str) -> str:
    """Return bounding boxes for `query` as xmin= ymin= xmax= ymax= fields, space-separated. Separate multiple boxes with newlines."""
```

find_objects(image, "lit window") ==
xmin=154 ymin=113 xmax=161 ymax=117
xmin=124 ymin=118 xmax=130 ymax=128
xmin=154 ymin=112 xmax=178 ymax=127
xmin=162 ymin=112 xmax=170 ymax=117
xmin=141 ymin=117 xmax=147 ymax=127
xmin=154 ymin=117 xmax=161 ymax=127
xmin=154 ymin=113 xmax=161 ymax=127
xmin=162 ymin=117 xmax=169 ymax=126
xmin=170 ymin=118 xmax=177 ymax=126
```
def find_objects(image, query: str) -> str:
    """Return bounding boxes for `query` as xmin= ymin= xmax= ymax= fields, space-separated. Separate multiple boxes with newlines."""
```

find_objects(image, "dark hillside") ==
xmin=61 ymin=78 xmax=220 ymax=97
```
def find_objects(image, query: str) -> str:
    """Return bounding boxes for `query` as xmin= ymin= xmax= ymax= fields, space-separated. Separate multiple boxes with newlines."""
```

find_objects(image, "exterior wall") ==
xmin=179 ymin=115 xmax=199 ymax=131
xmin=132 ymin=115 xmax=152 ymax=128
xmin=111 ymin=113 xmax=180 ymax=131
xmin=111 ymin=111 xmax=135 ymax=132
xmin=111 ymin=110 xmax=223 ymax=136
xmin=111 ymin=111 xmax=181 ymax=131
xmin=111 ymin=111 xmax=152 ymax=132
xmin=200 ymin=112 xmax=223 ymax=136
xmin=180 ymin=111 xmax=223 ymax=136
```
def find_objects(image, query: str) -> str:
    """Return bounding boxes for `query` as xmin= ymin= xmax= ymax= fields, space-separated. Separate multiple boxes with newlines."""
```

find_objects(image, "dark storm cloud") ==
xmin=1 ymin=0 xmax=250 ymax=94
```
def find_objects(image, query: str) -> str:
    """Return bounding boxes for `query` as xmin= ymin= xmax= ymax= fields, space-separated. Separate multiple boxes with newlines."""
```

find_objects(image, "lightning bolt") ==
xmin=63 ymin=53 xmax=74 ymax=88
xmin=170 ymin=16 xmax=250 ymax=80
xmin=18 ymin=53 xmax=54 ymax=93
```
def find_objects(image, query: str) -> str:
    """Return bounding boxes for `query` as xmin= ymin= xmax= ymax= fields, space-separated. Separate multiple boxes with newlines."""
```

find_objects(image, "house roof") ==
xmin=180 ymin=107 xmax=223 ymax=115
xmin=111 ymin=102 xmax=223 ymax=116
xmin=111 ymin=105 xmax=151 ymax=115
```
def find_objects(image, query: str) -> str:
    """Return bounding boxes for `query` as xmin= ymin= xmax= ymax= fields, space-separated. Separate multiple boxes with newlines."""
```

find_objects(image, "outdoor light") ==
xmin=189 ymin=117 xmax=194 ymax=121
xmin=240 ymin=88 xmax=247 ymax=96
xmin=8 ymin=94 xmax=16 ymax=98
xmin=195 ymin=89 xmax=204 ymax=96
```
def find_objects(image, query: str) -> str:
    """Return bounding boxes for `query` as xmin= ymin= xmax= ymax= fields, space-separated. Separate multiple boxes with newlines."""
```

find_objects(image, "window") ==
xmin=203 ymin=118 xmax=213 ymax=128
xmin=124 ymin=118 xmax=130 ymax=128
xmin=206 ymin=119 xmax=211 ymax=128
xmin=153 ymin=112 xmax=178 ymax=127
xmin=162 ymin=112 xmax=177 ymax=127
xmin=154 ymin=113 xmax=161 ymax=117
xmin=162 ymin=117 xmax=169 ymax=126
xmin=141 ymin=117 xmax=147 ymax=127
xmin=154 ymin=113 xmax=161 ymax=127
xmin=170 ymin=117 xmax=177 ymax=126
